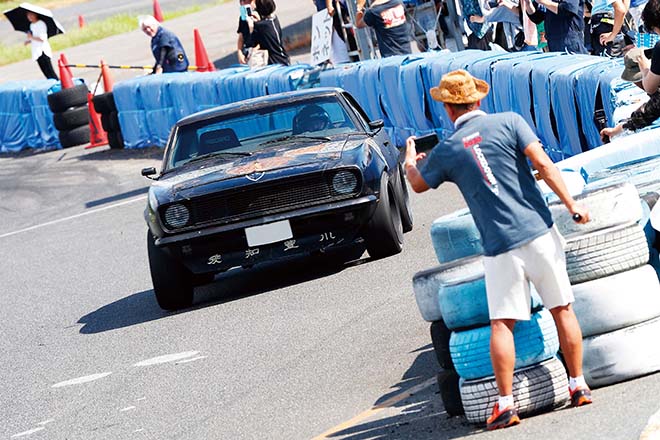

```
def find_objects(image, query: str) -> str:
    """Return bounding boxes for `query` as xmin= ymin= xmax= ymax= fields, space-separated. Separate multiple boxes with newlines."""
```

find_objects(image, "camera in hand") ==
xmin=414 ymin=133 xmax=439 ymax=153
xmin=594 ymin=109 xmax=609 ymax=143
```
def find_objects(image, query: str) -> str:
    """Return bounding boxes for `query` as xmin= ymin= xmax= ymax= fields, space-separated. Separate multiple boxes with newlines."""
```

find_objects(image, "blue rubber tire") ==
xmin=430 ymin=209 xmax=483 ymax=264
xmin=449 ymin=309 xmax=559 ymax=380
xmin=436 ymin=256 xmax=543 ymax=331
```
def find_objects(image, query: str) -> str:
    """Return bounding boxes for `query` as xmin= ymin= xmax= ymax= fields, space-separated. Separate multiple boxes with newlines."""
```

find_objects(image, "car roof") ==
xmin=176 ymin=87 xmax=347 ymax=127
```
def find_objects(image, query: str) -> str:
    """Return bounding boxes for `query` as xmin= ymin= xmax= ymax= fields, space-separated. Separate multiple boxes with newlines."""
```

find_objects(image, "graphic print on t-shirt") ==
xmin=380 ymin=4 xmax=406 ymax=28
xmin=462 ymin=132 xmax=500 ymax=195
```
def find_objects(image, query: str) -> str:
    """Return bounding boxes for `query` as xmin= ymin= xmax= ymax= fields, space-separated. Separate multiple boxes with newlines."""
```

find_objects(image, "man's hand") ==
xmin=238 ymin=52 xmax=247 ymax=64
xmin=155 ymin=65 xmax=163 ymax=75
xmin=470 ymin=15 xmax=485 ymax=23
xmin=600 ymin=124 xmax=623 ymax=141
xmin=567 ymin=203 xmax=590 ymax=224
xmin=405 ymin=136 xmax=427 ymax=168
xmin=599 ymin=31 xmax=614 ymax=45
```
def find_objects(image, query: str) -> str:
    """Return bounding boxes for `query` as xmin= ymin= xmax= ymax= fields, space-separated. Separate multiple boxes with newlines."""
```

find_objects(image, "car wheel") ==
xmin=364 ymin=173 xmax=404 ymax=260
xmin=396 ymin=163 xmax=414 ymax=233
xmin=147 ymin=230 xmax=194 ymax=311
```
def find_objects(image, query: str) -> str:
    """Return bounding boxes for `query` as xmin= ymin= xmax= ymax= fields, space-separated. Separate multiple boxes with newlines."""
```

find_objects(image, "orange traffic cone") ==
xmin=153 ymin=0 xmax=164 ymax=22
xmin=86 ymin=92 xmax=108 ymax=149
xmin=100 ymin=59 xmax=114 ymax=92
xmin=78 ymin=15 xmax=85 ymax=28
xmin=59 ymin=53 xmax=74 ymax=80
xmin=58 ymin=58 xmax=74 ymax=89
xmin=193 ymin=28 xmax=215 ymax=72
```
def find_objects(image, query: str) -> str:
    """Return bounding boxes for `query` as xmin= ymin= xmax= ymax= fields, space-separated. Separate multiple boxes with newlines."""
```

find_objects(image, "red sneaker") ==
xmin=486 ymin=403 xmax=520 ymax=430
xmin=570 ymin=386 xmax=593 ymax=407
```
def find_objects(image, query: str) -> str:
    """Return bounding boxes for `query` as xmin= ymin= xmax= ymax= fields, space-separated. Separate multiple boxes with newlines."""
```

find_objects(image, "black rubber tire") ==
xmin=47 ymin=84 xmax=89 ymax=113
xmin=58 ymin=125 xmax=90 ymax=148
xmin=107 ymin=130 xmax=124 ymax=150
xmin=430 ymin=320 xmax=454 ymax=370
xmin=364 ymin=173 xmax=404 ymax=259
xmin=101 ymin=111 xmax=120 ymax=132
xmin=396 ymin=163 xmax=414 ymax=233
xmin=147 ymin=231 xmax=194 ymax=311
xmin=437 ymin=370 xmax=464 ymax=417
xmin=53 ymin=106 xmax=89 ymax=131
xmin=92 ymin=92 xmax=116 ymax=114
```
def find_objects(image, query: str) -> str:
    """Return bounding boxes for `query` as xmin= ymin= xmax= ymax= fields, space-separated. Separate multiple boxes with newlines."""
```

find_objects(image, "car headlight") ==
xmin=332 ymin=170 xmax=358 ymax=195
xmin=164 ymin=204 xmax=190 ymax=229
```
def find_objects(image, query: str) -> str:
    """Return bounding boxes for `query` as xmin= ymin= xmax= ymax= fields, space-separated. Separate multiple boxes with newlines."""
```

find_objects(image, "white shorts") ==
xmin=484 ymin=226 xmax=574 ymax=320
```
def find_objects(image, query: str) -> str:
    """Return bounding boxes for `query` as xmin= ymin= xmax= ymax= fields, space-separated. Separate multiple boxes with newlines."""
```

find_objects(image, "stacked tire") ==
xmin=92 ymin=92 xmax=124 ymax=149
xmin=549 ymin=182 xmax=660 ymax=388
xmin=47 ymin=84 xmax=90 ymax=148
xmin=412 ymin=209 xmax=569 ymax=424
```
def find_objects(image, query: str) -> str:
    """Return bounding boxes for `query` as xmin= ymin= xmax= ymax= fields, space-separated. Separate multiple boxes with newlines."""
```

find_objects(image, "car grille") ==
xmin=163 ymin=171 xmax=361 ymax=230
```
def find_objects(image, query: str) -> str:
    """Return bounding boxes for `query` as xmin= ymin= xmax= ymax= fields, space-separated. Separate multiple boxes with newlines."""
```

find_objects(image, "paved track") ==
xmin=0 ymin=145 xmax=659 ymax=439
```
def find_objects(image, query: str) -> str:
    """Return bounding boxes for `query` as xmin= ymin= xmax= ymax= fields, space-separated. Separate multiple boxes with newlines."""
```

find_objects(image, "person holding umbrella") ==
xmin=4 ymin=3 xmax=65 ymax=80
xmin=25 ymin=10 xmax=58 ymax=80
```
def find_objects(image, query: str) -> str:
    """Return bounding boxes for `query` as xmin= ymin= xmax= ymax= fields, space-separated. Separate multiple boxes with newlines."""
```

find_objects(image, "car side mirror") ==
xmin=141 ymin=167 xmax=158 ymax=180
xmin=368 ymin=120 xmax=384 ymax=134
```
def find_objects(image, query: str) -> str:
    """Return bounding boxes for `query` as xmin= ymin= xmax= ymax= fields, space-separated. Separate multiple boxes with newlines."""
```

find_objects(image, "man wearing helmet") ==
xmin=293 ymin=104 xmax=332 ymax=134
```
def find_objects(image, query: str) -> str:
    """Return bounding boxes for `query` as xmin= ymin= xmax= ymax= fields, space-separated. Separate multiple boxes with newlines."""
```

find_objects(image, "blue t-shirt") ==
xmin=363 ymin=0 xmax=412 ymax=57
xmin=590 ymin=0 xmax=614 ymax=16
xmin=420 ymin=111 xmax=553 ymax=256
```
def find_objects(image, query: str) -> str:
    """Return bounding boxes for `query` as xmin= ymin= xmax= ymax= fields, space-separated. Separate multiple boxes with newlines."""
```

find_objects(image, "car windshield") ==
xmin=166 ymin=96 xmax=360 ymax=170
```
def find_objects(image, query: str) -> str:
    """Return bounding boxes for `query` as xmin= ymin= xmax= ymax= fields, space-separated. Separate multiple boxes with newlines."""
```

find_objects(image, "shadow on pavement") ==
xmin=78 ymin=246 xmax=367 ymax=334
xmin=85 ymin=186 xmax=149 ymax=208
xmin=76 ymin=146 xmax=164 ymax=161
xmin=327 ymin=345 xmax=479 ymax=440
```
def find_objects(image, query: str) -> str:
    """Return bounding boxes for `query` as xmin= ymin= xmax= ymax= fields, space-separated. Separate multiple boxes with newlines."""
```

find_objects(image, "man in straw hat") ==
xmin=404 ymin=70 xmax=592 ymax=430
xmin=600 ymin=48 xmax=660 ymax=140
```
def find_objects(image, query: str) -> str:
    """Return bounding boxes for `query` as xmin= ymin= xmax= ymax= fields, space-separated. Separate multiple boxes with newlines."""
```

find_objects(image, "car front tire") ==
xmin=147 ymin=230 xmax=194 ymax=311
xmin=364 ymin=173 xmax=404 ymax=259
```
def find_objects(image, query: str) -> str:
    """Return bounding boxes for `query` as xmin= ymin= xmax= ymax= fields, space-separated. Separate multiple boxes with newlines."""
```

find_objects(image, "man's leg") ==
xmin=487 ymin=318 xmax=521 ymax=429
xmin=549 ymin=303 xmax=592 ymax=406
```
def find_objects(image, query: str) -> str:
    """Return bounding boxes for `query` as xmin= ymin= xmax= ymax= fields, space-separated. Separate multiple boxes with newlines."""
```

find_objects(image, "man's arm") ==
xmin=404 ymin=136 xmax=431 ymax=193
xmin=237 ymin=34 xmax=247 ymax=64
xmin=356 ymin=0 xmax=367 ymax=28
xmin=639 ymin=53 xmax=660 ymax=94
xmin=524 ymin=141 xmax=589 ymax=223
xmin=599 ymin=0 xmax=626 ymax=45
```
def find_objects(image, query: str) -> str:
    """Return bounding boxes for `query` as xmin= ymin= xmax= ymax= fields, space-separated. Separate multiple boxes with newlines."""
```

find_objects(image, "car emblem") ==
xmin=246 ymin=171 xmax=265 ymax=182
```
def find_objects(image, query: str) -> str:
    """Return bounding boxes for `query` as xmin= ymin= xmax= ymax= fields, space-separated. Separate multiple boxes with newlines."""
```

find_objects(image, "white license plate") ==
xmin=245 ymin=220 xmax=293 ymax=247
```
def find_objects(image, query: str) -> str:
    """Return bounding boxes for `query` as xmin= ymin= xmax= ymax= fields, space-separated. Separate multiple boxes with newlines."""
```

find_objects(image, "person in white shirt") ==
xmin=24 ymin=11 xmax=58 ymax=80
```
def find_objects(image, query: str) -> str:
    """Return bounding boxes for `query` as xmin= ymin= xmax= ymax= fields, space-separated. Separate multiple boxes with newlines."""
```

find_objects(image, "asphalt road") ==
xmin=0 ymin=145 xmax=659 ymax=439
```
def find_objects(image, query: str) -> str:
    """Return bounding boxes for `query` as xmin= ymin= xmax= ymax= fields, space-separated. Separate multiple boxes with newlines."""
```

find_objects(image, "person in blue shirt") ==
xmin=139 ymin=15 xmax=190 ymax=74
xmin=404 ymin=70 xmax=593 ymax=430
xmin=587 ymin=0 xmax=627 ymax=55
xmin=355 ymin=0 xmax=412 ymax=57
xmin=522 ymin=0 xmax=589 ymax=52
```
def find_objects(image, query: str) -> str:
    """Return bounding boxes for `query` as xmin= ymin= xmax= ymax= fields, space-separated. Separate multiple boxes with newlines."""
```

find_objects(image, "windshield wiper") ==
xmin=260 ymin=134 xmax=332 ymax=146
xmin=186 ymin=151 xmax=253 ymax=164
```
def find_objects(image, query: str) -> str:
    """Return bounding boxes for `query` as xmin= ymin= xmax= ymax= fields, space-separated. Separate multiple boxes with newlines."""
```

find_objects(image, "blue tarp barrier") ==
xmin=466 ymin=51 xmax=529 ymax=114
xmin=550 ymin=58 xmax=611 ymax=158
xmin=0 ymin=80 xmax=59 ymax=152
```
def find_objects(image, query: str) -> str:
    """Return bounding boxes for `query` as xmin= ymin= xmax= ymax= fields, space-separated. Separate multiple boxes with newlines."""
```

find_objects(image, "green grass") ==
xmin=0 ymin=3 xmax=218 ymax=67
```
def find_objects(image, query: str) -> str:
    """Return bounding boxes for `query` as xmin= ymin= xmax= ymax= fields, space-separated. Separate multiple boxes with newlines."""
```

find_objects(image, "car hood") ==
xmin=154 ymin=136 xmax=369 ymax=196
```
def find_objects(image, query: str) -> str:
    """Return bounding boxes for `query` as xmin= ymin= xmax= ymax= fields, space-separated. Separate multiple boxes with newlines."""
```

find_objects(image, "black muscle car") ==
xmin=142 ymin=88 xmax=413 ymax=310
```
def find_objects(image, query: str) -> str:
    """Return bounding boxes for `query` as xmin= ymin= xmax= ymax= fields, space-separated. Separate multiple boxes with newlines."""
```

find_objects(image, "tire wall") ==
xmin=0 ymin=79 xmax=60 ymax=152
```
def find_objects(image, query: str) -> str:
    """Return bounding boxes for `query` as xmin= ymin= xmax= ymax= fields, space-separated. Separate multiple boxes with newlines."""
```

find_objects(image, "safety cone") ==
xmin=78 ymin=15 xmax=85 ymax=28
xmin=59 ymin=53 xmax=74 ymax=80
xmin=58 ymin=58 xmax=74 ymax=89
xmin=153 ymin=0 xmax=164 ymax=22
xmin=100 ymin=59 xmax=114 ymax=92
xmin=86 ymin=92 xmax=108 ymax=149
xmin=193 ymin=28 xmax=215 ymax=72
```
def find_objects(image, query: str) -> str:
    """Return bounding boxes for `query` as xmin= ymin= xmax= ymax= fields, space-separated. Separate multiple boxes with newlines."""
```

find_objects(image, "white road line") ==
xmin=133 ymin=351 xmax=200 ymax=367
xmin=640 ymin=406 xmax=660 ymax=440
xmin=176 ymin=356 xmax=208 ymax=364
xmin=119 ymin=406 xmax=136 ymax=412
xmin=11 ymin=427 xmax=45 ymax=438
xmin=52 ymin=372 xmax=112 ymax=388
xmin=0 ymin=196 xmax=147 ymax=240
xmin=37 ymin=419 xmax=55 ymax=426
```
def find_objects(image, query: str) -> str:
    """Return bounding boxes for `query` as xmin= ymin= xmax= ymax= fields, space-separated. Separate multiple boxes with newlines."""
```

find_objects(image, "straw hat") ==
xmin=621 ymin=48 xmax=643 ymax=82
xmin=430 ymin=70 xmax=490 ymax=104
